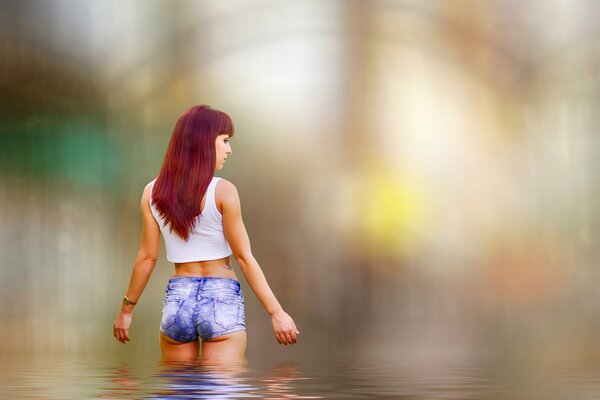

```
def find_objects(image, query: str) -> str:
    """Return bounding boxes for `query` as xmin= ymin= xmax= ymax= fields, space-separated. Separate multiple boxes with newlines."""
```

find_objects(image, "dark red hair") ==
xmin=151 ymin=105 xmax=235 ymax=241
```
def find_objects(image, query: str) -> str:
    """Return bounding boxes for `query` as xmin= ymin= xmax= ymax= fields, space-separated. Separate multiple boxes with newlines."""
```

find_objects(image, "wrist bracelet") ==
xmin=123 ymin=295 xmax=137 ymax=305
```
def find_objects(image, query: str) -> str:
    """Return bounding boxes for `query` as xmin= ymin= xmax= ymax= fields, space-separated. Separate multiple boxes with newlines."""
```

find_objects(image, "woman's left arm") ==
xmin=113 ymin=183 xmax=160 ymax=344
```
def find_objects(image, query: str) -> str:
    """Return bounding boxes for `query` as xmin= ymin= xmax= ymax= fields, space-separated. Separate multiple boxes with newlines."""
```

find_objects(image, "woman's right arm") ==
xmin=220 ymin=180 xmax=299 ymax=346
xmin=113 ymin=183 xmax=160 ymax=344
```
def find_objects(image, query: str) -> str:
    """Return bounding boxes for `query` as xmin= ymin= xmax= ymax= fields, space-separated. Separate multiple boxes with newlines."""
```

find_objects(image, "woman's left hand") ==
xmin=113 ymin=311 xmax=133 ymax=344
xmin=270 ymin=310 xmax=299 ymax=345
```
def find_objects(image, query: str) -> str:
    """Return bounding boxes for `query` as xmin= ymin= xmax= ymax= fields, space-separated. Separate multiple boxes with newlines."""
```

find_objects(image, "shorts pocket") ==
xmin=214 ymin=298 xmax=241 ymax=330
xmin=161 ymin=297 xmax=185 ymax=331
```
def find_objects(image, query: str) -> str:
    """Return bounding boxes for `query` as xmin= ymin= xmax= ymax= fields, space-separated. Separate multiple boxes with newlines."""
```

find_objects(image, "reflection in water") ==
xmin=98 ymin=358 xmax=316 ymax=399
xmin=99 ymin=357 xmax=501 ymax=399
xmin=260 ymin=362 xmax=314 ymax=398
xmin=148 ymin=359 xmax=256 ymax=399
xmin=102 ymin=365 xmax=142 ymax=399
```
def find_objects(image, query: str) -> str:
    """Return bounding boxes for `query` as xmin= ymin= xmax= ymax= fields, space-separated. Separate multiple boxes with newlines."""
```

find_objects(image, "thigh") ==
xmin=201 ymin=330 xmax=247 ymax=362
xmin=159 ymin=331 xmax=200 ymax=363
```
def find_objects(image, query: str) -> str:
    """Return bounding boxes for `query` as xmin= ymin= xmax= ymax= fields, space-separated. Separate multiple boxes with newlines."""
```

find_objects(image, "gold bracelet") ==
xmin=123 ymin=295 xmax=137 ymax=305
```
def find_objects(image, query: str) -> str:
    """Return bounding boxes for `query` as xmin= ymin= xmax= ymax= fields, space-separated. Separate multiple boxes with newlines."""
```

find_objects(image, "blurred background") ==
xmin=1 ymin=0 xmax=599 ymax=373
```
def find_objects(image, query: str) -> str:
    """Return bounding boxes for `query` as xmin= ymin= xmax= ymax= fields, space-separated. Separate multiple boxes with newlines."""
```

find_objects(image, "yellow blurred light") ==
xmin=358 ymin=169 xmax=428 ymax=258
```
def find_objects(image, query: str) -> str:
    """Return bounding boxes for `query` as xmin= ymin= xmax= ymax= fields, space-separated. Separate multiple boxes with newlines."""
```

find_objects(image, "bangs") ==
xmin=217 ymin=112 xmax=235 ymax=138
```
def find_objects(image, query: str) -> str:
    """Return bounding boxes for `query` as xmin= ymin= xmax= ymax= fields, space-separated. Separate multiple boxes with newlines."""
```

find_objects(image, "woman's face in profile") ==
xmin=215 ymin=134 xmax=232 ymax=170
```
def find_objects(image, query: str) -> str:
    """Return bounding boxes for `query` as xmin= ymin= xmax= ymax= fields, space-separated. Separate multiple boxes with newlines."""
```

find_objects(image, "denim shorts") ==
xmin=159 ymin=276 xmax=246 ymax=342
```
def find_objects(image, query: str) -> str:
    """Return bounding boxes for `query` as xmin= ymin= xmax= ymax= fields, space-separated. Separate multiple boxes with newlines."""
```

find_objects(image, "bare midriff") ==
xmin=172 ymin=256 xmax=239 ymax=282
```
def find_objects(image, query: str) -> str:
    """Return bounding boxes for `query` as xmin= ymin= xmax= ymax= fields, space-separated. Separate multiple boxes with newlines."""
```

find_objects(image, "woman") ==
xmin=113 ymin=105 xmax=299 ymax=363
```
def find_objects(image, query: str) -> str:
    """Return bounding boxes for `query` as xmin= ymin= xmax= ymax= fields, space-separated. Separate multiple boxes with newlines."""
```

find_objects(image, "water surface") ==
xmin=3 ymin=355 xmax=599 ymax=399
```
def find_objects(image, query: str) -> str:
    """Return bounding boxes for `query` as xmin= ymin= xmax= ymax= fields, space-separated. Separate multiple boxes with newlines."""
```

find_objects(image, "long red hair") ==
xmin=151 ymin=105 xmax=235 ymax=241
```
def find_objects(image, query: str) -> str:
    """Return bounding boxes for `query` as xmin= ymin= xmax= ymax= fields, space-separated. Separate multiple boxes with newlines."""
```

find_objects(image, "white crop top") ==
xmin=148 ymin=176 xmax=233 ymax=263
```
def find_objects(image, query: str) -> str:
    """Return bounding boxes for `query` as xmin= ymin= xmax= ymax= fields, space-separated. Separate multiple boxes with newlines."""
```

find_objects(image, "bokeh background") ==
xmin=1 ymin=0 xmax=599 ymax=372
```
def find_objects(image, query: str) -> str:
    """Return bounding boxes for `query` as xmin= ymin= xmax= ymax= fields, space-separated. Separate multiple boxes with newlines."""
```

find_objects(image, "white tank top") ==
xmin=148 ymin=176 xmax=233 ymax=263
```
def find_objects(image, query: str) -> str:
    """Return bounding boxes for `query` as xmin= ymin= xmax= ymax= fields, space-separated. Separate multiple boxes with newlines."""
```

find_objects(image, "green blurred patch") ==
xmin=0 ymin=117 xmax=121 ymax=188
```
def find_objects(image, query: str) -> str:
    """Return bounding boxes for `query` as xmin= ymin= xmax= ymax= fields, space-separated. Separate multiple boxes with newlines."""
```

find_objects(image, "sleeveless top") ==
xmin=148 ymin=176 xmax=233 ymax=263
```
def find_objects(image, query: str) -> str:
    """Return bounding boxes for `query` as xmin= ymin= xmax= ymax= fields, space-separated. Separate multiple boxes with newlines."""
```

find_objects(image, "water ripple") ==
xmin=2 ymin=357 xmax=600 ymax=399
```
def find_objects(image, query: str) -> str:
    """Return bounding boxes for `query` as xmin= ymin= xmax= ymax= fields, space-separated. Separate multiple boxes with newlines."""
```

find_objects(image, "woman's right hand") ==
xmin=113 ymin=311 xmax=133 ymax=344
xmin=270 ymin=310 xmax=299 ymax=345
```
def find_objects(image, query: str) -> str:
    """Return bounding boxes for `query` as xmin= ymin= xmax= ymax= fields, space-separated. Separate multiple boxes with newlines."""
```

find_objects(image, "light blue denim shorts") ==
xmin=160 ymin=276 xmax=246 ymax=342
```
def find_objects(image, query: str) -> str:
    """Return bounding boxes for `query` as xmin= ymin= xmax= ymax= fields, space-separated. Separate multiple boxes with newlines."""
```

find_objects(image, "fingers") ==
xmin=284 ymin=331 xmax=295 ymax=344
xmin=275 ymin=332 xmax=284 ymax=345
xmin=113 ymin=326 xmax=130 ymax=344
xmin=274 ymin=329 xmax=297 ymax=345
xmin=114 ymin=328 xmax=123 ymax=343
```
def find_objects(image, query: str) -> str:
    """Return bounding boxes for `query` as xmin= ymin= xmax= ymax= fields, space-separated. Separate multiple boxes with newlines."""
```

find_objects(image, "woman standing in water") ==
xmin=113 ymin=105 xmax=299 ymax=363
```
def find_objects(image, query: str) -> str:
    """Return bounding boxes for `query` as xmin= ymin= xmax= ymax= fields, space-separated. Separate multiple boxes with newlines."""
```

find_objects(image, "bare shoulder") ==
xmin=216 ymin=178 xmax=239 ymax=197
xmin=142 ymin=180 xmax=154 ymax=197
xmin=141 ymin=183 xmax=150 ymax=197
xmin=142 ymin=177 xmax=158 ymax=198
xmin=215 ymin=178 xmax=240 ymax=213
xmin=140 ymin=178 xmax=157 ymax=207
